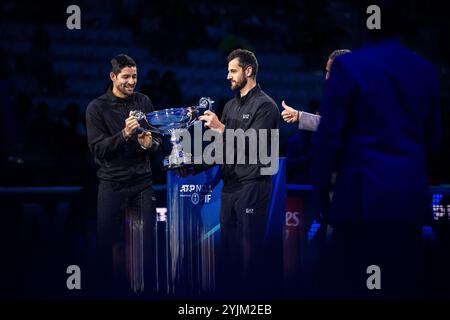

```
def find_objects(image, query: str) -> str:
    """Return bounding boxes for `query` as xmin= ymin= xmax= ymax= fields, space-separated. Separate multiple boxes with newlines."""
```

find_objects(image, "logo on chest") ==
xmin=242 ymin=113 xmax=251 ymax=120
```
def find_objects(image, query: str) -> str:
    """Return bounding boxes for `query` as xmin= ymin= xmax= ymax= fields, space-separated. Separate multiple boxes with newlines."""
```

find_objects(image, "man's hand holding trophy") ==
xmin=129 ymin=97 xmax=214 ymax=170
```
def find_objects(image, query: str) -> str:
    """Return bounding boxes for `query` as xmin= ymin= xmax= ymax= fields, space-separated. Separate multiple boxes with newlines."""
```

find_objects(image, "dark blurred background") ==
xmin=0 ymin=0 xmax=449 ymax=298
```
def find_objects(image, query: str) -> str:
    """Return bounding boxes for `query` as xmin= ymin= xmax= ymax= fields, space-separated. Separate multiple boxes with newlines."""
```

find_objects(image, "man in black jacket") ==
xmin=86 ymin=54 xmax=162 ymax=297
xmin=199 ymin=49 xmax=280 ymax=297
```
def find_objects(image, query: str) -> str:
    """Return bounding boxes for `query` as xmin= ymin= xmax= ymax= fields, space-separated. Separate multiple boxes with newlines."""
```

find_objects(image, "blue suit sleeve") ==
xmin=310 ymin=57 xmax=357 ymax=216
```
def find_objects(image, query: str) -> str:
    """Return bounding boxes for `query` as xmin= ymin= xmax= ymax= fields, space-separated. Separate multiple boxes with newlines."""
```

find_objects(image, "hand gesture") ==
xmin=281 ymin=100 xmax=299 ymax=123
xmin=123 ymin=115 xmax=140 ymax=138
xmin=138 ymin=131 xmax=152 ymax=149
xmin=198 ymin=110 xmax=225 ymax=133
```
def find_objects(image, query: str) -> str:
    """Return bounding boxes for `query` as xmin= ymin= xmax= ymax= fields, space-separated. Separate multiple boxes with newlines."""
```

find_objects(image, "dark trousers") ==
xmin=96 ymin=180 xmax=156 ymax=298
xmin=217 ymin=179 xmax=281 ymax=298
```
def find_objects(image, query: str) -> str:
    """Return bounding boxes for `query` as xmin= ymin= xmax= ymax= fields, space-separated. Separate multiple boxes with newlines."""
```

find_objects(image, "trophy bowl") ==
xmin=145 ymin=107 xmax=193 ymax=132
xmin=143 ymin=97 xmax=214 ymax=170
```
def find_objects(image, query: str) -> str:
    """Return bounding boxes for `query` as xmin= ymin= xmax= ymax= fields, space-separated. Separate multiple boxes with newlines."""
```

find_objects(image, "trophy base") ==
xmin=162 ymin=155 xmax=203 ymax=171
xmin=162 ymin=153 xmax=191 ymax=171
xmin=162 ymin=163 xmax=191 ymax=171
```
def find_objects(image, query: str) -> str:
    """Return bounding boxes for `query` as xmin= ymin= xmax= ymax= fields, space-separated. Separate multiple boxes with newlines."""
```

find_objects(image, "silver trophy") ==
xmin=130 ymin=97 xmax=214 ymax=170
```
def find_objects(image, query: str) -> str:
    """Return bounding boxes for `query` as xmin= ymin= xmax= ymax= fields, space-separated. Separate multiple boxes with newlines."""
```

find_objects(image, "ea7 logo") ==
xmin=245 ymin=208 xmax=254 ymax=213
xmin=242 ymin=114 xmax=250 ymax=120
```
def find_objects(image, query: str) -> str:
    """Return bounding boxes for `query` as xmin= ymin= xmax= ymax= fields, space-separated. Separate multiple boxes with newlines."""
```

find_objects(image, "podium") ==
xmin=165 ymin=159 xmax=286 ymax=295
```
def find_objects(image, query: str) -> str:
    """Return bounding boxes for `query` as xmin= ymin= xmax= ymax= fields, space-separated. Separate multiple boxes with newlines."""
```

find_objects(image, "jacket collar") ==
xmin=105 ymin=86 xmax=134 ymax=103
xmin=236 ymin=83 xmax=261 ymax=106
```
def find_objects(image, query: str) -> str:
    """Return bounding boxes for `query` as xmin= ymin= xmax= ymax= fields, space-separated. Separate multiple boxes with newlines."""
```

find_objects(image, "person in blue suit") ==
xmin=311 ymin=3 xmax=441 ymax=298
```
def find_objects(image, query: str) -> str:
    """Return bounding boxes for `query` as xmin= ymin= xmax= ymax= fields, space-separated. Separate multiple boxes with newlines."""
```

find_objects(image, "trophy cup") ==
xmin=130 ymin=97 xmax=214 ymax=170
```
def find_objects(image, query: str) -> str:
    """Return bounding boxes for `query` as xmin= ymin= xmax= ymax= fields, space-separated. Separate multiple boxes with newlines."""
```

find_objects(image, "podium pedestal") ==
xmin=165 ymin=159 xmax=285 ymax=295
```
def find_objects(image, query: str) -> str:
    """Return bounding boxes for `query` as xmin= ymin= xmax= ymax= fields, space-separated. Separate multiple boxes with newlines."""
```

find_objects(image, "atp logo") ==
xmin=179 ymin=184 xmax=213 ymax=204
xmin=180 ymin=184 xmax=212 ymax=193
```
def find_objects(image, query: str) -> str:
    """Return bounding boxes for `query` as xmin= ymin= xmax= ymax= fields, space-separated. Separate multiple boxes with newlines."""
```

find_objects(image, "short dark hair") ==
xmin=110 ymin=54 xmax=136 ymax=75
xmin=328 ymin=49 xmax=352 ymax=61
xmin=227 ymin=49 xmax=259 ymax=78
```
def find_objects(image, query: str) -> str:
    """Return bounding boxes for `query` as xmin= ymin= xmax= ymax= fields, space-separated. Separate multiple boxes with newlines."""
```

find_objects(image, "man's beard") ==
xmin=231 ymin=77 xmax=247 ymax=91
xmin=118 ymin=84 xmax=134 ymax=96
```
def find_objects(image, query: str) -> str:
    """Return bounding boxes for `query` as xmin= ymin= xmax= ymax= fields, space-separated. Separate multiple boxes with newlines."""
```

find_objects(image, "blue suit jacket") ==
xmin=311 ymin=39 xmax=441 ymax=223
